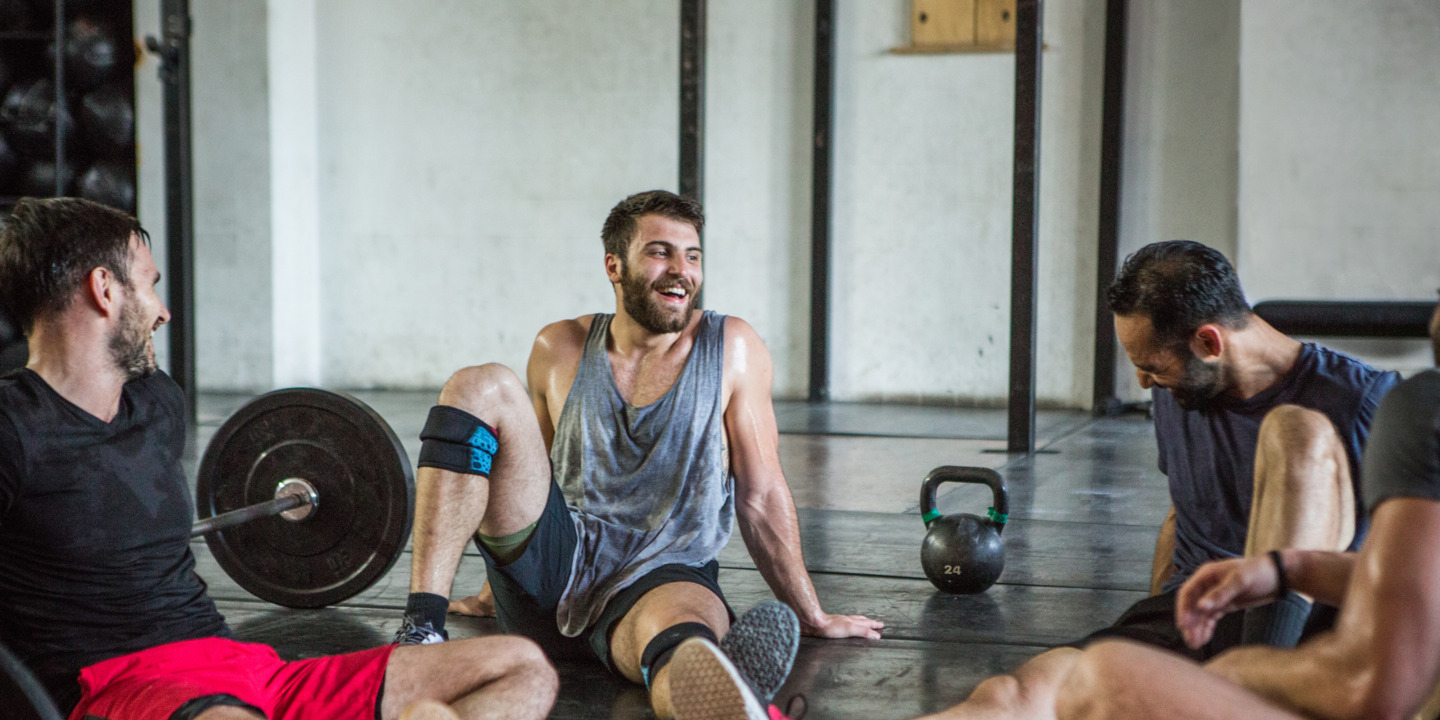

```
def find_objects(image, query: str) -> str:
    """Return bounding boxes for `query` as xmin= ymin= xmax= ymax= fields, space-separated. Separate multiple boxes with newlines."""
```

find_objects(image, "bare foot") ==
xmin=449 ymin=582 xmax=495 ymax=617
xmin=399 ymin=700 xmax=461 ymax=720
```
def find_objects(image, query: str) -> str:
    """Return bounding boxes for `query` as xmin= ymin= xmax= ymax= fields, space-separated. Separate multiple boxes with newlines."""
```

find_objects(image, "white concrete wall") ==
xmin=828 ymin=0 xmax=1105 ymax=406
xmin=1237 ymin=0 xmax=1439 ymax=376
xmin=1112 ymin=0 xmax=1241 ymax=402
xmin=171 ymin=0 xmax=1438 ymax=403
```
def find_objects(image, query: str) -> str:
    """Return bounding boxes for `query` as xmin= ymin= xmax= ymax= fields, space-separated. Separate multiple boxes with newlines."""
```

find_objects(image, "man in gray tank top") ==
xmin=392 ymin=191 xmax=884 ymax=720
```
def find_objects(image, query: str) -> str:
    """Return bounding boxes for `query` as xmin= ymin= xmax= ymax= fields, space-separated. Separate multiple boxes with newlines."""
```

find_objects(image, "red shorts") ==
xmin=70 ymin=637 xmax=396 ymax=720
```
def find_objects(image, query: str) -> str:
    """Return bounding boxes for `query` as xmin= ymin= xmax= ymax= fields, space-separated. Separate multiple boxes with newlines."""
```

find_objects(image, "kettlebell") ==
xmin=919 ymin=465 xmax=1009 ymax=594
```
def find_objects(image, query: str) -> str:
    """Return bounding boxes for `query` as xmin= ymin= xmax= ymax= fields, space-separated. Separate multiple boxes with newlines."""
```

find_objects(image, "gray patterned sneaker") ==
xmin=392 ymin=615 xmax=448 ymax=645
xmin=670 ymin=638 xmax=773 ymax=720
xmin=720 ymin=601 xmax=800 ymax=704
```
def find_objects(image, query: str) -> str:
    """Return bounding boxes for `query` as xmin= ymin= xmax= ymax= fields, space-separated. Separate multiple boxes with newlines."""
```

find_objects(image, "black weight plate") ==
xmin=197 ymin=388 xmax=414 ymax=608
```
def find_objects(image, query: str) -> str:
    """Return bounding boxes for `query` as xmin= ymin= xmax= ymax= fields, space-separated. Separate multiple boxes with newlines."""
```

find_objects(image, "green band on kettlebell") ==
xmin=922 ymin=508 xmax=942 ymax=525
xmin=987 ymin=507 xmax=1008 ymax=524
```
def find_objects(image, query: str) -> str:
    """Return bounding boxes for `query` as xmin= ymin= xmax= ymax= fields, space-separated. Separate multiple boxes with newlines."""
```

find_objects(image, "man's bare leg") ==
xmin=381 ymin=636 xmax=558 ymax=720
xmin=913 ymin=647 xmax=1083 ymax=720
xmin=1242 ymin=405 xmax=1355 ymax=646
xmin=1247 ymin=404 xmax=1355 ymax=557
xmin=409 ymin=364 xmax=553 ymax=601
xmin=608 ymin=582 xmax=731 ymax=719
xmin=1053 ymin=640 xmax=1303 ymax=720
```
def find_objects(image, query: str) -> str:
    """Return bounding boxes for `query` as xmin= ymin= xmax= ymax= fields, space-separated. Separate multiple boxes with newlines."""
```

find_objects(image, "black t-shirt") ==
xmin=1153 ymin=343 xmax=1400 ymax=591
xmin=0 ymin=369 xmax=228 ymax=706
xmin=1361 ymin=370 xmax=1440 ymax=512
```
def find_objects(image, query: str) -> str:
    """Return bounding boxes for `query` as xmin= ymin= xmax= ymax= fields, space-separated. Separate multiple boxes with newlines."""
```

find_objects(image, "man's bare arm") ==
xmin=1151 ymin=506 xmax=1177 ymax=595
xmin=1203 ymin=498 xmax=1440 ymax=720
xmin=724 ymin=319 xmax=882 ymax=639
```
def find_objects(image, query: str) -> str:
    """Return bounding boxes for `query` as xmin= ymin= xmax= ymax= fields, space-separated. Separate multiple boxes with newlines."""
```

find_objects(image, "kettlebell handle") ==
xmin=920 ymin=466 xmax=1009 ymax=533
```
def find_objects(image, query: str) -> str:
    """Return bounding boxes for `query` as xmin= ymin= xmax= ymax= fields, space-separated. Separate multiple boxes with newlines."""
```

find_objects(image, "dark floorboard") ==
xmin=187 ymin=392 xmax=1166 ymax=719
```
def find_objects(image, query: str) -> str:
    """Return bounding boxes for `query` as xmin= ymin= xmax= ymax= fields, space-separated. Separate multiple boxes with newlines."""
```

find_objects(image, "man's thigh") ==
xmin=477 ymin=479 xmax=590 ymax=660
xmin=1056 ymin=640 xmax=1309 ymax=720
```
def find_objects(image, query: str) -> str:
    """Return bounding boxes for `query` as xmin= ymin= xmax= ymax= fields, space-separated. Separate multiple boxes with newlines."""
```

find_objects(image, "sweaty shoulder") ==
xmin=720 ymin=316 xmax=773 ymax=390
xmin=1360 ymin=371 xmax=1440 ymax=513
xmin=529 ymin=315 xmax=595 ymax=392
xmin=532 ymin=316 xmax=593 ymax=364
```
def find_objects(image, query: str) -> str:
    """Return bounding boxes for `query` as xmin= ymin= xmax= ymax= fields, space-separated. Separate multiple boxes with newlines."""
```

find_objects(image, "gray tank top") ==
xmin=552 ymin=311 xmax=735 ymax=636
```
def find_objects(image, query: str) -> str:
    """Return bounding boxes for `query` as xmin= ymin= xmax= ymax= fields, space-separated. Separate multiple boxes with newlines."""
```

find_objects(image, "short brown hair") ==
xmin=600 ymin=190 xmax=704 ymax=258
xmin=0 ymin=197 xmax=148 ymax=334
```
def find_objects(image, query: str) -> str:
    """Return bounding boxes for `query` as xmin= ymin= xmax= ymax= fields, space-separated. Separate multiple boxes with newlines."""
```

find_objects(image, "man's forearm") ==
xmin=1206 ymin=635 xmax=1366 ymax=718
xmin=735 ymin=488 xmax=824 ymax=625
xmin=1280 ymin=549 xmax=1355 ymax=607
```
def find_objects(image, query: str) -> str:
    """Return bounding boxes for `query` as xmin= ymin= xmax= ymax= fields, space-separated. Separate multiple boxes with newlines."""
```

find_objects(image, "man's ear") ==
xmin=1191 ymin=324 xmax=1225 ymax=361
xmin=604 ymin=253 xmax=623 ymax=284
xmin=85 ymin=266 xmax=120 ymax=318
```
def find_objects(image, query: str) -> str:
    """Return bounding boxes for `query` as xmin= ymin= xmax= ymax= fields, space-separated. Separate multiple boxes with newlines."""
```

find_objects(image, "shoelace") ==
xmin=768 ymin=694 xmax=807 ymax=720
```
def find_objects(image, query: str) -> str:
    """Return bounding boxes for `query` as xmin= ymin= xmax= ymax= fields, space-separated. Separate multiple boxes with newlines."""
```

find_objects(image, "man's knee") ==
xmin=1257 ymin=405 xmax=1347 ymax=484
xmin=1053 ymin=642 xmax=1140 ymax=720
xmin=1259 ymin=405 xmax=1342 ymax=458
xmin=438 ymin=363 xmax=528 ymax=415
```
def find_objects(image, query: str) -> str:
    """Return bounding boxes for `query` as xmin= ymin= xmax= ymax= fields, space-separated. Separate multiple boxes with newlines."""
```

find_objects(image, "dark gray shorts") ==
xmin=474 ymin=479 xmax=732 ymax=670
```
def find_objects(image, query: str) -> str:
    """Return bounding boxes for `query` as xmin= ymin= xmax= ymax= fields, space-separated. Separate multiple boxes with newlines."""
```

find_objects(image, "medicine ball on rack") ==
xmin=78 ymin=162 xmax=134 ymax=211
xmin=78 ymin=84 xmax=134 ymax=157
xmin=50 ymin=16 xmax=128 ymax=91
xmin=21 ymin=159 xmax=76 ymax=197
xmin=0 ymin=78 xmax=75 ymax=159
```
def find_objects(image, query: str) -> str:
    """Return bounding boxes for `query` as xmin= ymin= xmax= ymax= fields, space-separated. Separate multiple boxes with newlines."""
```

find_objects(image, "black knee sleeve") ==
xmin=418 ymin=405 xmax=500 ymax=476
xmin=640 ymin=622 xmax=717 ymax=690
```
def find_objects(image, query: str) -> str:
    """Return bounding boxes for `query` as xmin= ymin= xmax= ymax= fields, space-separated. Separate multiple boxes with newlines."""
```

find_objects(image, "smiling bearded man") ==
xmin=394 ymin=190 xmax=884 ymax=720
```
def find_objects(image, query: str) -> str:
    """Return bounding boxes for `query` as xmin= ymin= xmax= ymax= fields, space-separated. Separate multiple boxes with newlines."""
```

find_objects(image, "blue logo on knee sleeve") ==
xmin=469 ymin=448 xmax=493 ymax=474
xmin=468 ymin=427 xmax=498 ymax=454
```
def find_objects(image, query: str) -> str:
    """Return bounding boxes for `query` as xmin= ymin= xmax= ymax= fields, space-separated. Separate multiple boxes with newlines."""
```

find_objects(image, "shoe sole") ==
xmin=670 ymin=639 xmax=769 ymax=720
xmin=721 ymin=601 xmax=800 ymax=702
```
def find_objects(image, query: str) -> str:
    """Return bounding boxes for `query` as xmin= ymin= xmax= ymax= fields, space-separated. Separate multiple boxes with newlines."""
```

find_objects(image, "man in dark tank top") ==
xmin=910 ymin=241 xmax=1401 ymax=719
xmin=397 ymin=190 xmax=883 ymax=720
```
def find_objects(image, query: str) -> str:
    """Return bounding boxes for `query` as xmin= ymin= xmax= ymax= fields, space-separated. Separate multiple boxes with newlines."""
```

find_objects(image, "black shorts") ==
xmin=1070 ymin=589 xmax=1338 ymax=661
xmin=474 ymin=479 xmax=732 ymax=670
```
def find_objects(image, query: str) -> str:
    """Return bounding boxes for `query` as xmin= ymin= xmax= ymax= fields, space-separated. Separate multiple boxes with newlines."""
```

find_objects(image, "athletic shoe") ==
xmin=670 ymin=638 xmax=802 ymax=720
xmin=391 ymin=614 xmax=448 ymax=645
xmin=720 ymin=601 xmax=800 ymax=704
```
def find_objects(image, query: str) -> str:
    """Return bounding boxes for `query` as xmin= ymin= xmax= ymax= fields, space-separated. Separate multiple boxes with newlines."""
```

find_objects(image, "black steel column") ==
xmin=1091 ymin=0 xmax=1127 ymax=416
xmin=52 ymin=0 xmax=66 ymax=195
xmin=679 ymin=0 xmax=705 ymax=203
xmin=1007 ymin=0 xmax=1043 ymax=453
xmin=149 ymin=0 xmax=196 ymax=423
xmin=808 ymin=0 xmax=836 ymax=403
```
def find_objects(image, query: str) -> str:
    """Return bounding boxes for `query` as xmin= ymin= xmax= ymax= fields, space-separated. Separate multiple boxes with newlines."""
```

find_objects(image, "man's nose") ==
xmin=1136 ymin=369 xmax=1154 ymax=389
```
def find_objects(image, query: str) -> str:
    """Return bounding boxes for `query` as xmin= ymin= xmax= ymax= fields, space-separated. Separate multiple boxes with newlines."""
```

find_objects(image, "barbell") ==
xmin=193 ymin=387 xmax=415 ymax=608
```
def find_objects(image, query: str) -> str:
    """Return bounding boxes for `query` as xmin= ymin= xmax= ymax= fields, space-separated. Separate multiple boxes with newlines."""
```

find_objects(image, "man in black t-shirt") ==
xmin=0 ymin=197 xmax=557 ymax=720
xmin=912 ymin=241 xmax=1399 ymax=719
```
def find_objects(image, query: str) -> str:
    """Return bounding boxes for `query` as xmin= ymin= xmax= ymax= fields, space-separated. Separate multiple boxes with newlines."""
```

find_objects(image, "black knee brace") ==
xmin=418 ymin=405 xmax=500 ymax=476
xmin=640 ymin=622 xmax=717 ymax=690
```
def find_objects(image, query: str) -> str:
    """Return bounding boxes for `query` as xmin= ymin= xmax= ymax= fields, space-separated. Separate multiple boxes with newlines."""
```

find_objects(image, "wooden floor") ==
xmin=188 ymin=392 xmax=1166 ymax=720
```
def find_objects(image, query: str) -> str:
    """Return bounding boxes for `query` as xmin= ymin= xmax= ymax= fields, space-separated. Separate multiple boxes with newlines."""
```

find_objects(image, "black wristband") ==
xmin=1268 ymin=549 xmax=1289 ymax=598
